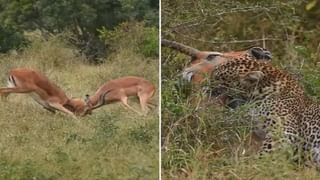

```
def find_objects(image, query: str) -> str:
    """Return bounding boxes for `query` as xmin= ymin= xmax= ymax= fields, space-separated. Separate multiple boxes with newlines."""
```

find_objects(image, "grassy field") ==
xmin=0 ymin=36 xmax=159 ymax=179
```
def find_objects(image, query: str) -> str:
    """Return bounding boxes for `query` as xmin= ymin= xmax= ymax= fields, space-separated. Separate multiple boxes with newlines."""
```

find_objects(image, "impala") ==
xmin=83 ymin=76 xmax=156 ymax=116
xmin=0 ymin=68 xmax=86 ymax=118
xmin=162 ymin=39 xmax=272 ymax=83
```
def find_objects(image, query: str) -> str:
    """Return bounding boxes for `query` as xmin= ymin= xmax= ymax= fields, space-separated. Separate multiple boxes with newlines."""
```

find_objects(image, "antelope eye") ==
xmin=206 ymin=54 xmax=220 ymax=61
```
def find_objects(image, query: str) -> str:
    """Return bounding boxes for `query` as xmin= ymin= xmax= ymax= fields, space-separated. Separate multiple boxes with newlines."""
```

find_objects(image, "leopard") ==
xmin=161 ymin=39 xmax=272 ymax=108
xmin=182 ymin=54 xmax=320 ymax=166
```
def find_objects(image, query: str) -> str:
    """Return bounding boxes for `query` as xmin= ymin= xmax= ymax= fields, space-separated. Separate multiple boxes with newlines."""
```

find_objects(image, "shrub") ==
xmin=98 ymin=21 xmax=159 ymax=59
xmin=0 ymin=26 xmax=26 ymax=53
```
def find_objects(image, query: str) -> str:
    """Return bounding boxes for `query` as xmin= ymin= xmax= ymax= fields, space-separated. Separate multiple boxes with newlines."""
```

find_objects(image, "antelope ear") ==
xmin=242 ymin=71 xmax=264 ymax=84
xmin=85 ymin=94 xmax=90 ymax=103
xmin=206 ymin=54 xmax=218 ymax=61
xmin=206 ymin=52 xmax=222 ymax=61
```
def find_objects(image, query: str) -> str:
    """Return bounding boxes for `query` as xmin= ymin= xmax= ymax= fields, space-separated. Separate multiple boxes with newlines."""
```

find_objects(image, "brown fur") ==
xmin=84 ymin=76 xmax=156 ymax=116
xmin=0 ymin=68 xmax=86 ymax=118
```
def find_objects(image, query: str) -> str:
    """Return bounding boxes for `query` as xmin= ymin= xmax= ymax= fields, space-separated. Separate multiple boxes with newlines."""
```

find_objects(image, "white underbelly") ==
xmin=29 ymin=93 xmax=51 ymax=109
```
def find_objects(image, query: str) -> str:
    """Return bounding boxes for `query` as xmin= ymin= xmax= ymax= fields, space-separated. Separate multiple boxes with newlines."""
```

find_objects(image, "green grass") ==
xmin=0 ymin=36 xmax=159 ymax=179
xmin=161 ymin=0 xmax=320 ymax=178
xmin=161 ymin=74 xmax=320 ymax=180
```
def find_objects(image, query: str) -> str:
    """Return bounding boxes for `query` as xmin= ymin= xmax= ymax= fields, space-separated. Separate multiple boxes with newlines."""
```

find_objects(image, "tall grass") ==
xmin=161 ymin=76 xmax=320 ymax=179
xmin=0 ymin=34 xmax=159 ymax=179
xmin=161 ymin=42 xmax=320 ymax=179
xmin=161 ymin=0 xmax=320 ymax=178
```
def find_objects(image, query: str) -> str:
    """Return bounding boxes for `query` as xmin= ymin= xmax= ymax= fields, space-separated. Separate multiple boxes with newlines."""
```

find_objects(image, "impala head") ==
xmin=82 ymin=90 xmax=110 ymax=116
xmin=82 ymin=94 xmax=93 ymax=116
xmin=182 ymin=47 xmax=272 ymax=82
xmin=182 ymin=52 xmax=226 ymax=82
xmin=65 ymin=98 xmax=89 ymax=116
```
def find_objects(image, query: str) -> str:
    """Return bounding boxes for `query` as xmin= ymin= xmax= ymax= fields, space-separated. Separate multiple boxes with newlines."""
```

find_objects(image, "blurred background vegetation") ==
xmin=162 ymin=0 xmax=320 ymax=179
xmin=0 ymin=1 xmax=159 ymax=179
xmin=0 ymin=0 xmax=158 ymax=63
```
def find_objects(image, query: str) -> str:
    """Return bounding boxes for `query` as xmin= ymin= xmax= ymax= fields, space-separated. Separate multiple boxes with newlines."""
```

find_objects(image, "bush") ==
xmin=0 ymin=26 xmax=26 ymax=53
xmin=139 ymin=27 xmax=158 ymax=58
xmin=98 ymin=22 xmax=159 ymax=59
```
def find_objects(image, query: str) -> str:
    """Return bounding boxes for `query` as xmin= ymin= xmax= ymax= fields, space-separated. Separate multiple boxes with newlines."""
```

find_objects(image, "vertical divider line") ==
xmin=158 ymin=0 xmax=162 ymax=179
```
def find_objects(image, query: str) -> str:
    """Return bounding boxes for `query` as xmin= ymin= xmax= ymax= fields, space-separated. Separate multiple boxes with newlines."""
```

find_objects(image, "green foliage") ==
xmin=94 ymin=114 xmax=119 ymax=141
xmin=0 ymin=0 xmax=158 ymax=59
xmin=140 ymin=27 xmax=159 ymax=58
xmin=0 ymin=0 xmax=158 ymax=32
xmin=129 ymin=125 xmax=153 ymax=144
xmin=161 ymin=80 xmax=191 ymax=116
xmin=306 ymin=0 xmax=318 ymax=10
xmin=98 ymin=22 xmax=159 ymax=58
xmin=0 ymin=26 xmax=26 ymax=53
xmin=119 ymin=0 xmax=159 ymax=26
xmin=0 ymin=160 xmax=56 ymax=180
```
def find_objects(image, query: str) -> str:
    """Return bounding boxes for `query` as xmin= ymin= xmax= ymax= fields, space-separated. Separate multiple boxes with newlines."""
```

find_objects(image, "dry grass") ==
xmin=161 ymin=81 xmax=320 ymax=179
xmin=161 ymin=0 xmax=320 ymax=178
xmin=0 ymin=36 xmax=159 ymax=179
xmin=161 ymin=56 xmax=320 ymax=179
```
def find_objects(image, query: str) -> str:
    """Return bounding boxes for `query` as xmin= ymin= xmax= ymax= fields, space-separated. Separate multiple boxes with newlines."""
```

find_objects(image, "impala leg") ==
xmin=48 ymin=102 xmax=77 ymax=119
xmin=43 ymin=106 xmax=56 ymax=113
xmin=139 ymin=89 xmax=155 ymax=115
xmin=0 ymin=87 xmax=33 ymax=100
xmin=139 ymin=95 xmax=150 ymax=115
xmin=0 ymin=87 xmax=33 ymax=95
xmin=147 ymin=102 xmax=156 ymax=108
xmin=120 ymin=96 xmax=143 ymax=115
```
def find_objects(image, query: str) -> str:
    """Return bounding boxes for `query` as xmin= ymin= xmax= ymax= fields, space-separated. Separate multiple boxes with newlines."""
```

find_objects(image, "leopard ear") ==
xmin=250 ymin=47 xmax=272 ymax=60
xmin=242 ymin=71 xmax=264 ymax=84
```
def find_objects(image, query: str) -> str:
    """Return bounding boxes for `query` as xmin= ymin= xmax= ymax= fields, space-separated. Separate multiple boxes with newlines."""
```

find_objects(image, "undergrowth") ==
xmin=161 ymin=77 xmax=320 ymax=179
xmin=161 ymin=0 xmax=320 ymax=179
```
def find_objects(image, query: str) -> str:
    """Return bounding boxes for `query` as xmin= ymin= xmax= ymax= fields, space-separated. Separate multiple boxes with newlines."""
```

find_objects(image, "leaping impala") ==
xmin=0 ymin=68 xmax=86 ymax=119
xmin=83 ymin=76 xmax=156 ymax=116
